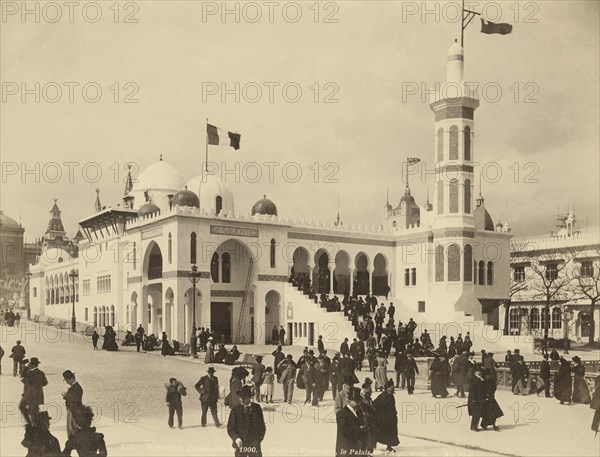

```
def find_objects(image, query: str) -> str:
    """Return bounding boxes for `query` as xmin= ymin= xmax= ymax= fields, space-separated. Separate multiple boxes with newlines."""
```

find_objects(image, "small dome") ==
xmin=447 ymin=41 xmax=464 ymax=57
xmin=172 ymin=187 xmax=199 ymax=208
xmin=0 ymin=211 xmax=21 ymax=231
xmin=186 ymin=174 xmax=234 ymax=215
xmin=138 ymin=202 xmax=160 ymax=217
xmin=252 ymin=195 xmax=278 ymax=216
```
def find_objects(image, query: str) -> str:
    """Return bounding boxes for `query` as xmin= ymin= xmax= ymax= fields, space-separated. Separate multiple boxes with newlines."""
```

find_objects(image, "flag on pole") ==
xmin=480 ymin=18 xmax=513 ymax=35
xmin=207 ymin=124 xmax=241 ymax=150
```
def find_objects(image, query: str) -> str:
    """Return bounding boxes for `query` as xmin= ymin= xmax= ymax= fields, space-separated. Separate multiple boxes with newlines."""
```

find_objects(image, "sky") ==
xmin=1 ymin=0 xmax=599 ymax=241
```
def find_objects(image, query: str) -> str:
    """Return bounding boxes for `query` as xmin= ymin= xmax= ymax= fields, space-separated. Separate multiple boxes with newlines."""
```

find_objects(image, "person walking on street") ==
xmin=252 ymin=357 xmax=266 ymax=403
xmin=62 ymin=370 xmax=83 ymax=438
xmin=452 ymin=351 xmax=467 ymax=398
xmin=92 ymin=331 xmax=100 ymax=351
xmin=536 ymin=354 xmax=551 ymax=398
xmin=11 ymin=340 xmax=26 ymax=377
xmin=62 ymin=406 xmax=107 ymax=457
xmin=404 ymin=352 xmax=419 ymax=395
xmin=227 ymin=385 xmax=266 ymax=457
xmin=165 ymin=377 xmax=187 ymax=428
xmin=271 ymin=346 xmax=285 ymax=382
xmin=279 ymin=326 xmax=286 ymax=346
xmin=468 ymin=365 xmax=485 ymax=431
xmin=20 ymin=357 xmax=47 ymax=426
xmin=195 ymin=366 xmax=222 ymax=427
xmin=335 ymin=387 xmax=365 ymax=457
xmin=278 ymin=355 xmax=297 ymax=404
xmin=373 ymin=379 xmax=400 ymax=453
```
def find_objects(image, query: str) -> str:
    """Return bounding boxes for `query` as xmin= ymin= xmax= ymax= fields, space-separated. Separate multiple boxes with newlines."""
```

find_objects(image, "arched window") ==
xmin=147 ymin=304 xmax=152 ymax=324
xmin=437 ymin=181 xmax=444 ymax=215
xmin=530 ymin=308 xmax=540 ymax=329
xmin=464 ymin=244 xmax=473 ymax=281
xmin=473 ymin=260 xmax=477 ymax=283
xmin=449 ymin=125 xmax=458 ymax=160
xmin=211 ymin=253 xmax=219 ymax=283
xmin=487 ymin=261 xmax=494 ymax=285
xmin=51 ymin=289 xmax=55 ymax=305
xmin=168 ymin=233 xmax=172 ymax=264
xmin=464 ymin=126 xmax=471 ymax=160
xmin=447 ymin=244 xmax=460 ymax=281
xmin=133 ymin=242 xmax=137 ymax=270
xmin=509 ymin=309 xmax=519 ymax=331
xmin=190 ymin=232 xmax=197 ymax=264
xmin=478 ymin=261 xmax=485 ymax=285
xmin=437 ymin=128 xmax=444 ymax=161
xmin=270 ymin=239 xmax=276 ymax=268
xmin=541 ymin=308 xmax=550 ymax=330
xmin=464 ymin=179 xmax=471 ymax=214
xmin=435 ymin=244 xmax=444 ymax=282
xmin=111 ymin=305 xmax=115 ymax=326
xmin=94 ymin=307 xmax=98 ymax=327
xmin=222 ymin=252 xmax=231 ymax=283
xmin=216 ymin=196 xmax=223 ymax=215
xmin=449 ymin=179 xmax=459 ymax=213
xmin=552 ymin=307 xmax=562 ymax=329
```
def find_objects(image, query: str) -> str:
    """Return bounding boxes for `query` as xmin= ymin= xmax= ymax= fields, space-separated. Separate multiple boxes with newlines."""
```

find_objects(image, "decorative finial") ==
xmin=263 ymin=195 xmax=266 ymax=199
xmin=95 ymin=188 xmax=100 ymax=195
xmin=53 ymin=198 xmax=57 ymax=203
xmin=159 ymin=154 xmax=163 ymax=161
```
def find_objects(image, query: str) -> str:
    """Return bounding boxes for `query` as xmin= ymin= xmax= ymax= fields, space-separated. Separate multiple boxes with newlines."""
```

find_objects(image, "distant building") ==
xmin=507 ymin=211 xmax=600 ymax=342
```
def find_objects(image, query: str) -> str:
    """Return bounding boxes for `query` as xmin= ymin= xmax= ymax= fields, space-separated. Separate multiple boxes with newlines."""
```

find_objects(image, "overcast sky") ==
xmin=1 ymin=0 xmax=598 ymax=241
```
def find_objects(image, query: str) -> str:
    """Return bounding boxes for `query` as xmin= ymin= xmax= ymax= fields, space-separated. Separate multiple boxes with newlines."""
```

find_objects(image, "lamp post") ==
xmin=188 ymin=264 xmax=201 ymax=358
xmin=69 ymin=269 xmax=78 ymax=332
xmin=562 ymin=305 xmax=574 ymax=354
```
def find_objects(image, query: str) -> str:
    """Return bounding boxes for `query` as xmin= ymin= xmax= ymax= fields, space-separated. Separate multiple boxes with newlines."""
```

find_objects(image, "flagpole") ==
xmin=205 ymin=117 xmax=208 ymax=173
xmin=461 ymin=0 xmax=465 ymax=47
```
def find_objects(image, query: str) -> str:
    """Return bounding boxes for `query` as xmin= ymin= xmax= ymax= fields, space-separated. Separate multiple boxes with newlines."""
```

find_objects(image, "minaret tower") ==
xmin=430 ymin=40 xmax=479 ymax=230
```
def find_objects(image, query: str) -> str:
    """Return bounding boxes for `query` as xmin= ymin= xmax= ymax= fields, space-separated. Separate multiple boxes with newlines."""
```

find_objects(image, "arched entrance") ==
xmin=265 ymin=290 xmax=281 ymax=344
xmin=372 ymin=253 xmax=389 ymax=296
xmin=354 ymin=252 xmax=370 ymax=295
xmin=291 ymin=247 xmax=310 ymax=284
xmin=144 ymin=242 xmax=163 ymax=280
xmin=334 ymin=251 xmax=350 ymax=295
xmin=313 ymin=249 xmax=331 ymax=294
xmin=211 ymin=239 xmax=255 ymax=344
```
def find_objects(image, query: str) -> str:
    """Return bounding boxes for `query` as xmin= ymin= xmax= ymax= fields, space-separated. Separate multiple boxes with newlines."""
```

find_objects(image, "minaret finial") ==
xmin=94 ymin=188 xmax=102 ymax=212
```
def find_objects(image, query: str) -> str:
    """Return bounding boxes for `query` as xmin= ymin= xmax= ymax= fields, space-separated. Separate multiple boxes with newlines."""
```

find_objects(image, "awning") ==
xmin=479 ymin=299 xmax=507 ymax=314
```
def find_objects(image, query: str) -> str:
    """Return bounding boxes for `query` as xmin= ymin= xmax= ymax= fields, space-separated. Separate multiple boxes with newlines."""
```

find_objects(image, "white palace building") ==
xmin=29 ymin=43 xmax=525 ymax=351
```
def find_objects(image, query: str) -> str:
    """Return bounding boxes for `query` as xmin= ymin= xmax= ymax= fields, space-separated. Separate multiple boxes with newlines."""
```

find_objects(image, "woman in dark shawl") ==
xmin=571 ymin=356 xmax=591 ymax=404
xmin=373 ymin=380 xmax=399 ymax=452
xmin=555 ymin=357 xmax=572 ymax=405
xmin=480 ymin=368 xmax=503 ymax=430
xmin=430 ymin=354 xmax=449 ymax=398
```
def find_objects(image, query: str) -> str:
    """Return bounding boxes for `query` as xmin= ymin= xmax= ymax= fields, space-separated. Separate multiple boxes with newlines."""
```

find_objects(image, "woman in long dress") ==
xmin=555 ymin=357 xmax=572 ymax=405
xmin=204 ymin=337 xmax=215 ymax=364
xmin=480 ymin=368 xmax=503 ymax=430
xmin=571 ymin=356 xmax=591 ymax=404
xmin=374 ymin=353 xmax=389 ymax=391
xmin=373 ymin=379 xmax=400 ymax=452
xmin=430 ymin=354 xmax=449 ymax=398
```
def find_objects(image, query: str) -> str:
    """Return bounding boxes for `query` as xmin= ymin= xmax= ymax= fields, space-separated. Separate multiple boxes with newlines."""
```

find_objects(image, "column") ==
xmin=349 ymin=268 xmax=354 ymax=296
xmin=369 ymin=269 xmax=373 ymax=295
xmin=329 ymin=260 xmax=335 ymax=295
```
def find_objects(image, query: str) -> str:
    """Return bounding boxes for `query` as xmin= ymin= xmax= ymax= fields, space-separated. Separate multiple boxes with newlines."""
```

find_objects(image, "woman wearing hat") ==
xmin=204 ymin=337 xmax=215 ymax=364
xmin=555 ymin=357 xmax=573 ymax=405
xmin=373 ymin=379 xmax=400 ymax=452
xmin=374 ymin=351 xmax=388 ymax=392
xmin=430 ymin=353 xmax=449 ymax=398
xmin=359 ymin=379 xmax=376 ymax=453
xmin=572 ymin=356 xmax=591 ymax=404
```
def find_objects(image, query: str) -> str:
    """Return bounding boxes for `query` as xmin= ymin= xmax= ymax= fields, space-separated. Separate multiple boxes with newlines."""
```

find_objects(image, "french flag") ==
xmin=207 ymin=124 xmax=241 ymax=150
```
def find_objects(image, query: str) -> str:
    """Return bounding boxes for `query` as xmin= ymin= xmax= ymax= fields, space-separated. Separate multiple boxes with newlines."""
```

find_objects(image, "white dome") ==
xmin=447 ymin=41 xmax=464 ymax=57
xmin=129 ymin=157 xmax=184 ymax=212
xmin=186 ymin=174 xmax=235 ymax=216
xmin=132 ymin=157 xmax=184 ymax=193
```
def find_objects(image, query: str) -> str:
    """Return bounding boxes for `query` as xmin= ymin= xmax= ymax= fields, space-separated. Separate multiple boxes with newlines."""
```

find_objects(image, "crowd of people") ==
xmin=0 ymin=309 xmax=21 ymax=327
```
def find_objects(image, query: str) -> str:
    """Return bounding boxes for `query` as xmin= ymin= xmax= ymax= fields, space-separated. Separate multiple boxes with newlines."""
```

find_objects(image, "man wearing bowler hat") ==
xmin=11 ymin=340 xmax=26 ymax=377
xmin=195 ymin=366 xmax=222 ymax=427
xmin=335 ymin=387 xmax=366 ymax=457
xmin=20 ymin=357 xmax=47 ymax=426
xmin=62 ymin=370 xmax=83 ymax=438
xmin=227 ymin=385 xmax=266 ymax=457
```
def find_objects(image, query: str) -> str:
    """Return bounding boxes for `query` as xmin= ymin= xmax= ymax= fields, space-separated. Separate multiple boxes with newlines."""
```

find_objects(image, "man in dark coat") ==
xmin=228 ymin=385 xmax=266 ymax=457
xmin=11 ymin=340 xmax=26 ymax=377
xmin=271 ymin=326 xmax=279 ymax=345
xmin=468 ymin=365 xmax=485 ymax=431
xmin=165 ymin=377 xmax=186 ymax=428
xmin=430 ymin=354 xmax=448 ymax=398
xmin=537 ymin=354 xmax=551 ymax=398
xmin=555 ymin=357 xmax=572 ymax=405
xmin=340 ymin=338 xmax=350 ymax=357
xmin=278 ymin=356 xmax=297 ymax=404
xmin=20 ymin=358 xmax=47 ymax=426
xmin=387 ymin=302 xmax=395 ymax=321
xmin=373 ymin=379 xmax=400 ymax=452
xmin=195 ymin=366 xmax=222 ymax=427
xmin=302 ymin=359 xmax=320 ymax=406
xmin=452 ymin=352 xmax=468 ymax=398
xmin=62 ymin=370 xmax=83 ymax=438
xmin=251 ymin=357 xmax=266 ymax=403
xmin=271 ymin=346 xmax=285 ymax=381
xmin=279 ymin=326 xmax=286 ymax=346
xmin=335 ymin=387 xmax=365 ymax=457
xmin=330 ymin=354 xmax=343 ymax=400
xmin=317 ymin=335 xmax=325 ymax=354
xmin=394 ymin=351 xmax=407 ymax=389
xmin=404 ymin=352 xmax=419 ymax=394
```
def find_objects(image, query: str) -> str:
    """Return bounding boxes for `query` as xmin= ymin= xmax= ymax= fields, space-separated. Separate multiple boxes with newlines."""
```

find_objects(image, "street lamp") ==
xmin=188 ymin=264 xmax=201 ymax=358
xmin=562 ymin=305 xmax=574 ymax=354
xmin=69 ymin=269 xmax=78 ymax=332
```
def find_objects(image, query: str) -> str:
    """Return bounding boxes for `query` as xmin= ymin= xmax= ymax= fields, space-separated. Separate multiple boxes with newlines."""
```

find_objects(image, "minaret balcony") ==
xmin=429 ymin=81 xmax=480 ymax=106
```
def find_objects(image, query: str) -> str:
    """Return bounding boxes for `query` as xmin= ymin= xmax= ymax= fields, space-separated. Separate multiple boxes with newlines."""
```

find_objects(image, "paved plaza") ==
xmin=1 ymin=321 xmax=598 ymax=457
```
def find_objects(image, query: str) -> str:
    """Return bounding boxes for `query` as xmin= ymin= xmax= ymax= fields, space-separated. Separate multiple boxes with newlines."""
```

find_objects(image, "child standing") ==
xmin=260 ymin=367 xmax=275 ymax=403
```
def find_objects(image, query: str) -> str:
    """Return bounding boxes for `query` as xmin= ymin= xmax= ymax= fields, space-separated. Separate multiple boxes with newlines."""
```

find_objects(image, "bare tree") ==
xmin=512 ymin=241 xmax=574 ymax=352
xmin=507 ymin=240 xmax=533 ymax=335
xmin=569 ymin=250 xmax=600 ymax=344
